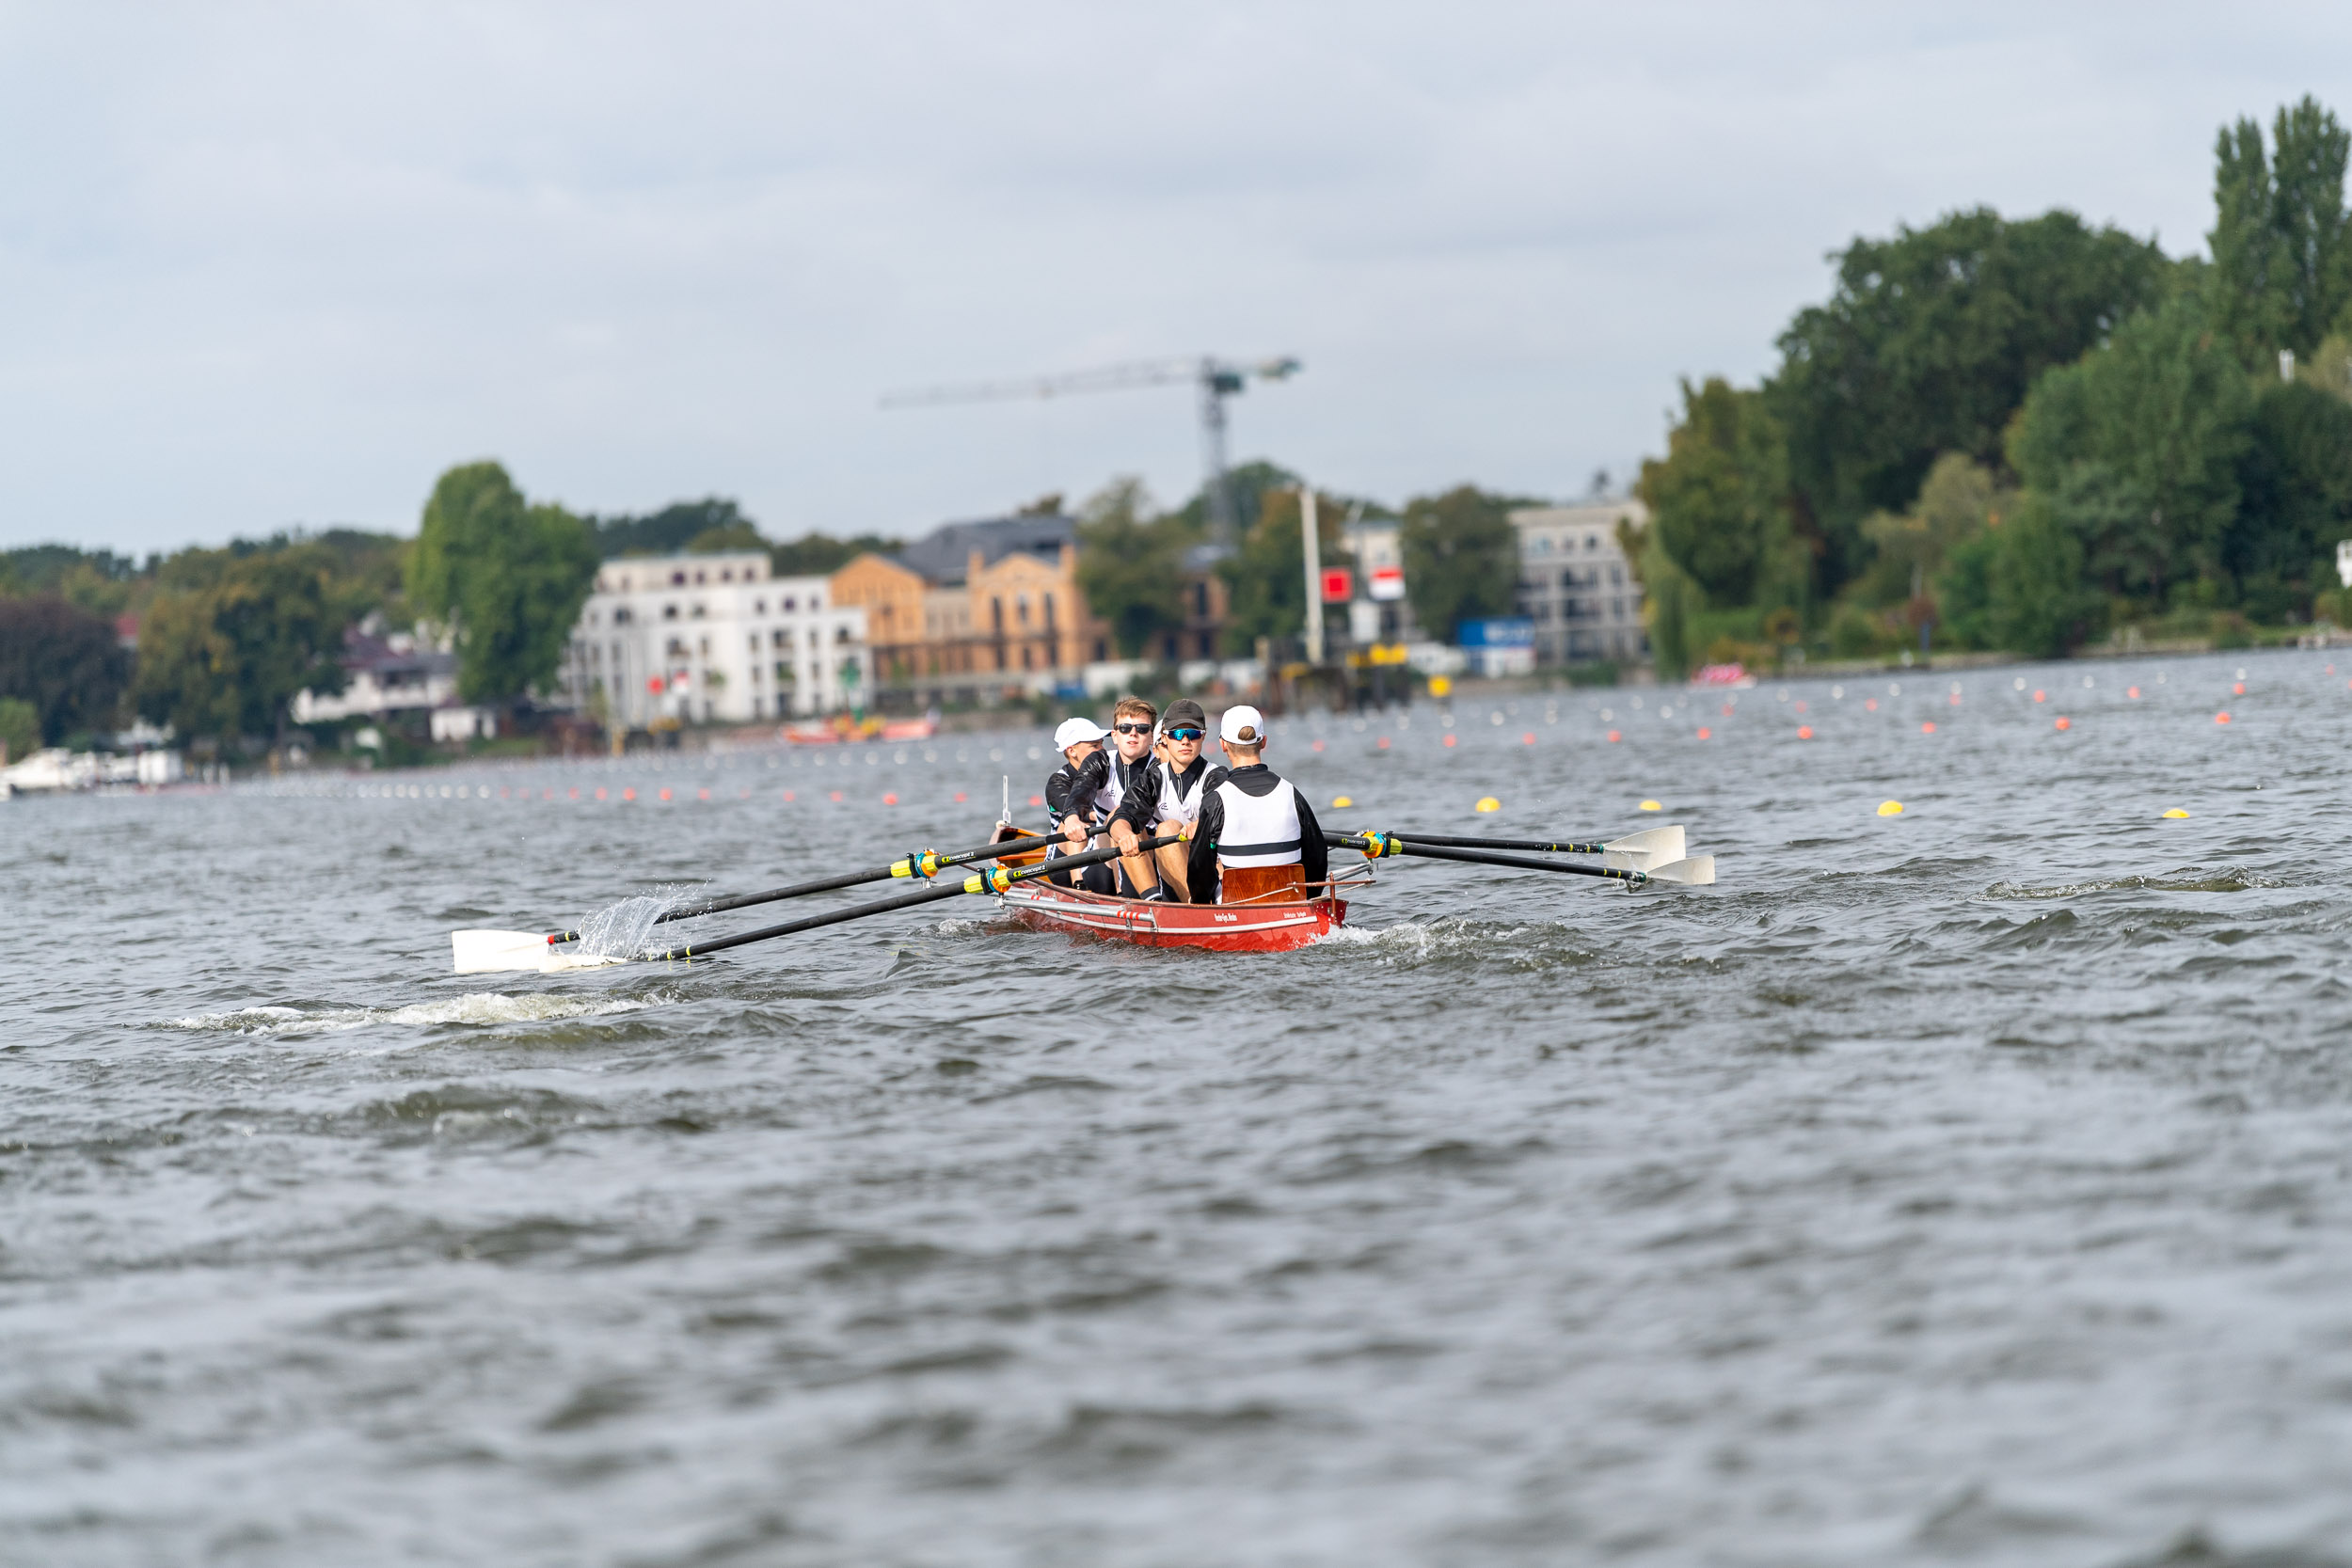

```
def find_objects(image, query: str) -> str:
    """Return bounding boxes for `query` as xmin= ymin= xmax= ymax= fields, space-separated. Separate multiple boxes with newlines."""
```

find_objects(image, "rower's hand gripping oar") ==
xmin=451 ymin=831 xmax=1052 ymax=975
xmin=1331 ymin=832 xmax=1716 ymax=887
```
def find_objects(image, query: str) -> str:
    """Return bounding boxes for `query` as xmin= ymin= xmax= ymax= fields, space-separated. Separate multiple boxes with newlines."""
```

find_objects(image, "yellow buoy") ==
xmin=2162 ymin=807 xmax=2190 ymax=819
xmin=1878 ymin=800 xmax=1904 ymax=816
xmin=1331 ymin=795 xmax=1354 ymax=809
xmin=1474 ymin=796 xmax=1502 ymax=814
xmin=1638 ymin=799 xmax=1662 ymax=812
xmin=1428 ymin=675 xmax=1453 ymax=698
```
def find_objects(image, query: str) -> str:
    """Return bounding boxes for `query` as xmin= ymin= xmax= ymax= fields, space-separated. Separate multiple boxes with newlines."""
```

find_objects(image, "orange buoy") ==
xmin=2233 ymin=682 xmax=2246 ymax=695
xmin=882 ymin=793 xmax=898 ymax=805
xmin=1797 ymin=725 xmax=1814 ymax=739
xmin=659 ymin=787 xmax=673 ymax=801
xmin=2055 ymin=717 xmax=2071 ymax=731
xmin=2215 ymin=712 xmax=2232 ymax=724
xmin=697 ymin=787 xmax=710 ymax=800
xmin=1696 ymin=726 xmax=1711 ymax=739
xmin=2127 ymin=687 xmax=2140 ymax=698
xmin=1920 ymin=721 xmax=1936 ymax=734
xmin=784 ymin=790 xmax=796 ymax=801
xmin=622 ymin=787 xmax=635 ymax=800
xmin=1442 ymin=735 xmax=1457 ymax=748
xmin=1377 ymin=736 xmax=1391 ymax=750
xmin=596 ymin=786 xmax=609 ymax=800
xmin=2033 ymin=689 xmax=2046 ymax=702
xmin=830 ymin=790 xmax=844 ymax=801
xmin=1522 ymin=732 xmax=1536 ymax=744
xmin=1606 ymin=729 xmax=1621 ymax=742
xmin=1865 ymin=699 xmax=1878 ymax=711
xmin=954 ymin=791 xmax=967 ymax=803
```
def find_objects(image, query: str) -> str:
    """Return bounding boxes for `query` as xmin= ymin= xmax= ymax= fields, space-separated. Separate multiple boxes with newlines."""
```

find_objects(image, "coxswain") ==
xmin=1107 ymin=697 xmax=1222 ymax=903
xmin=1042 ymin=717 xmax=1116 ymax=893
xmin=1182 ymin=705 xmax=1327 ymax=904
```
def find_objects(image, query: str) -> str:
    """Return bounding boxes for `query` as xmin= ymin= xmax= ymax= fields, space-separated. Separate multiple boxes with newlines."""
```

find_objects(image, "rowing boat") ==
xmin=998 ymin=878 xmax=1348 ymax=951
xmin=978 ymin=822 xmax=1352 ymax=951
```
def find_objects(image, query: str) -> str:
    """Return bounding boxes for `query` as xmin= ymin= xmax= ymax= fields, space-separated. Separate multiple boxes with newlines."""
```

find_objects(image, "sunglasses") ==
xmin=1113 ymin=721 xmax=1153 ymax=735
xmin=1165 ymin=727 xmax=1204 ymax=741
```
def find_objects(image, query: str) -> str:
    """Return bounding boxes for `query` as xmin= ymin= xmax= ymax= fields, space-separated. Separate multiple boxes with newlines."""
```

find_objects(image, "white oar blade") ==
xmin=543 ymin=950 xmax=629 ymax=972
xmin=1609 ymin=827 xmax=1684 ymax=864
xmin=452 ymin=929 xmax=556 ymax=974
xmin=1642 ymin=855 xmax=1716 ymax=886
xmin=1601 ymin=825 xmax=1685 ymax=868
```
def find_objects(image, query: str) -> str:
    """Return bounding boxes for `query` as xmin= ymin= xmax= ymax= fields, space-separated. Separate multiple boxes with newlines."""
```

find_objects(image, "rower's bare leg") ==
xmin=1120 ymin=851 xmax=1159 ymax=895
xmin=1153 ymin=841 xmax=1190 ymax=902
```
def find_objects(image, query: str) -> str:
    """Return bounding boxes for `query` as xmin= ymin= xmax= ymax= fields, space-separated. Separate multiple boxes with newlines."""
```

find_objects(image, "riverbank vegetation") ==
xmin=1631 ymin=95 xmax=2352 ymax=675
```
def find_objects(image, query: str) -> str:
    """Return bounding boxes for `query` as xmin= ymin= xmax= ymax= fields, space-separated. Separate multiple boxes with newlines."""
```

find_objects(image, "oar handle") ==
xmin=1327 ymin=832 xmax=1648 ymax=885
xmin=644 ymin=833 xmax=1177 ymax=961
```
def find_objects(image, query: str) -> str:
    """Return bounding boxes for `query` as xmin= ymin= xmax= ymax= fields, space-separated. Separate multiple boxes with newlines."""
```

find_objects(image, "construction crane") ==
xmin=880 ymin=355 xmax=1302 ymax=545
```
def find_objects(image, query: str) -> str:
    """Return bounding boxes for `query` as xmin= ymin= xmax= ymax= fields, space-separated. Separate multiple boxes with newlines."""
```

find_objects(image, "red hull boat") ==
xmin=998 ymin=879 xmax=1348 ymax=952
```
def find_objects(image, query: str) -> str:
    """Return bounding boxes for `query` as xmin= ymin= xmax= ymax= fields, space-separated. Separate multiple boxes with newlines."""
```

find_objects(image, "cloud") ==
xmin=0 ymin=1 xmax=2343 ymax=550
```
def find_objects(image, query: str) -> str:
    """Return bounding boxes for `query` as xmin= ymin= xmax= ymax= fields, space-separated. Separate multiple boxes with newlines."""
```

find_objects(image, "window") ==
xmin=754 ymin=599 xmax=765 ymax=614
xmin=671 ymin=571 xmax=686 ymax=586
xmin=694 ymin=571 xmax=707 ymax=585
xmin=691 ymin=603 xmax=707 ymax=619
xmin=834 ymin=626 xmax=850 ymax=643
xmin=1094 ymin=638 xmax=1107 ymax=661
xmin=991 ymin=597 xmax=1004 ymax=633
xmin=1042 ymin=592 xmax=1056 ymax=629
xmin=1017 ymin=594 xmax=1030 ymax=626
xmin=721 ymin=568 xmax=733 ymax=582
xmin=1021 ymin=644 xmax=1033 ymax=669
xmin=613 ymin=607 xmax=632 ymax=625
xmin=1585 ymin=535 xmax=1598 ymax=551
xmin=1163 ymin=633 xmax=1178 ymax=660
xmin=1610 ymin=564 xmax=1624 ymax=586
xmin=783 ymin=596 xmax=797 ymax=611
xmin=1533 ymin=536 xmax=1551 ymax=555
xmin=1194 ymin=582 xmax=1209 ymax=616
xmin=663 ymin=604 xmax=678 ymax=620
xmin=747 ymin=634 xmax=758 ymax=652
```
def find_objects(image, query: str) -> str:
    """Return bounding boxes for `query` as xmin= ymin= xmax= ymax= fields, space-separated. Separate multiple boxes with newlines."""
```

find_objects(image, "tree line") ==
xmin=0 ymin=467 xmax=917 ymax=757
xmin=1632 ymin=95 xmax=2352 ymax=674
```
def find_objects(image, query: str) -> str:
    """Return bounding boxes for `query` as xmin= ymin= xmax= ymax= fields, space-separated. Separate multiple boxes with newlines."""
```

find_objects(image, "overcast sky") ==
xmin=1 ymin=3 xmax=2344 ymax=554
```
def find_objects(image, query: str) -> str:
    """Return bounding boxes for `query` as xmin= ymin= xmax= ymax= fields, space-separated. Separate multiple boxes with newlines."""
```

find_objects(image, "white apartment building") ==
xmin=560 ymin=552 xmax=869 ymax=727
xmin=1510 ymin=500 xmax=1649 ymax=665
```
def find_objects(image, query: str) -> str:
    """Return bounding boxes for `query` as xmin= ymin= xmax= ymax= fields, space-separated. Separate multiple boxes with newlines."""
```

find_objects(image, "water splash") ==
xmin=575 ymin=893 xmax=680 ymax=958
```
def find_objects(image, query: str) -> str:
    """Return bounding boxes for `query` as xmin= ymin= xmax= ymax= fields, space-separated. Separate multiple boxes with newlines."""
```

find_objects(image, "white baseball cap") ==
xmin=1219 ymin=705 xmax=1268 ymax=746
xmin=1053 ymin=717 xmax=1108 ymax=750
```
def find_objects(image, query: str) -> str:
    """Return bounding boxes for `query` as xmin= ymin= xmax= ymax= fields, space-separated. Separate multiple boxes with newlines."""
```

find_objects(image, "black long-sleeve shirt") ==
xmin=1185 ymin=764 xmax=1327 ymax=903
xmin=1043 ymin=748 xmax=1110 ymax=832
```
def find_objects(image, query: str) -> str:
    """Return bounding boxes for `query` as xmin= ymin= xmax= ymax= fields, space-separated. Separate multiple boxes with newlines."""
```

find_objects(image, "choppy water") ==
xmin=8 ymin=647 xmax=2352 ymax=1567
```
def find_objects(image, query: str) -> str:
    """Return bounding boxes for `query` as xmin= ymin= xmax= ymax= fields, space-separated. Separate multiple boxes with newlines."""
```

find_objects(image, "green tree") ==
xmin=133 ymin=546 xmax=353 ymax=742
xmin=1074 ymin=478 xmax=1193 ymax=657
xmin=0 ymin=696 xmax=36 ymax=762
xmin=1772 ymin=207 xmax=2170 ymax=581
xmin=0 ymin=595 xmax=131 ymax=744
xmin=2232 ymin=378 xmax=2352 ymax=619
xmin=2209 ymin=96 xmax=2352 ymax=364
xmin=1634 ymin=543 xmax=1704 ymax=679
xmin=592 ymin=498 xmax=761 ymax=558
xmin=1853 ymin=453 xmax=2012 ymax=608
xmin=1398 ymin=485 xmax=1519 ymax=643
xmin=2010 ymin=293 xmax=2253 ymax=600
xmin=769 ymin=531 xmax=898 ymax=578
xmin=1637 ymin=378 xmax=1802 ymax=609
xmin=1987 ymin=493 xmax=2100 ymax=656
xmin=407 ymin=462 xmax=599 ymax=710
xmin=1219 ymin=485 xmax=1353 ymax=655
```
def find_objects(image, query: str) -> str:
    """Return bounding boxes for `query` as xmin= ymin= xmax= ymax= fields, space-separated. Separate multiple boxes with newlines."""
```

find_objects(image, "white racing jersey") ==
xmin=1211 ymin=775 xmax=1304 ymax=867
xmin=1150 ymin=758 xmax=1214 ymax=830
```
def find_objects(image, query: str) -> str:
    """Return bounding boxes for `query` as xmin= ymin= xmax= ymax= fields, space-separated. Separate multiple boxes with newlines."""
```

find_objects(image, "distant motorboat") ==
xmin=1690 ymin=662 xmax=1757 ymax=689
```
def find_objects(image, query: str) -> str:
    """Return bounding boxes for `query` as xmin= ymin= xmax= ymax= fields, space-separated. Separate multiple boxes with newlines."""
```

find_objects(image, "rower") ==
xmin=1183 ymin=705 xmax=1327 ymax=905
xmin=1098 ymin=696 xmax=1169 ymax=899
xmin=1108 ymin=697 xmax=1221 ymax=903
xmin=1043 ymin=717 xmax=1116 ymax=894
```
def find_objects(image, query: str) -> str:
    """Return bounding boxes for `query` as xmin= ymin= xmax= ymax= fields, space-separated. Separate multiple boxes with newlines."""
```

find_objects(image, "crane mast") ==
xmin=881 ymin=355 xmax=1301 ymax=546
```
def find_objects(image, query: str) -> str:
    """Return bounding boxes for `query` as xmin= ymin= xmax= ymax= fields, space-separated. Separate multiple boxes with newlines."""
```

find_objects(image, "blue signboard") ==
xmin=1457 ymin=618 xmax=1535 ymax=648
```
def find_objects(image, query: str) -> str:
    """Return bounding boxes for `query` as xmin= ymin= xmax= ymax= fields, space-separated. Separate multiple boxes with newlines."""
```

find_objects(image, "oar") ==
xmin=453 ymin=835 xmax=1173 ymax=974
xmin=452 ymin=831 xmax=1052 ymax=974
xmin=1366 ymin=825 xmax=1686 ymax=868
xmin=1328 ymin=832 xmax=1716 ymax=887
